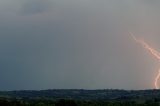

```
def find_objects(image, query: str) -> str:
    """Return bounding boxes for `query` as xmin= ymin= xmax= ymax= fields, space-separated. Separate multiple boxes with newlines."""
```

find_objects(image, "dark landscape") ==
xmin=0 ymin=89 xmax=160 ymax=106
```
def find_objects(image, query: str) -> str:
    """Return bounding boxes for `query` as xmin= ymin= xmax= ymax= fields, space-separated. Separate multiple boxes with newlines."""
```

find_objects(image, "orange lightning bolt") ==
xmin=130 ymin=32 xmax=160 ymax=89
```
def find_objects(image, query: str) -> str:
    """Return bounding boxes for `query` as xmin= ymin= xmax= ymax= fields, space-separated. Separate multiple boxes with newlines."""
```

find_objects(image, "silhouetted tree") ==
xmin=55 ymin=99 xmax=77 ymax=106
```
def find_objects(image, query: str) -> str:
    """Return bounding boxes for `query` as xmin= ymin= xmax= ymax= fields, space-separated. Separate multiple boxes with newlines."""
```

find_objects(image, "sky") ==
xmin=0 ymin=0 xmax=160 ymax=90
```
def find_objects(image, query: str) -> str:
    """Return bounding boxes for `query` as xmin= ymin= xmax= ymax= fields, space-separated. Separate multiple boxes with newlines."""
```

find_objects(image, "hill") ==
xmin=0 ymin=89 xmax=160 ymax=105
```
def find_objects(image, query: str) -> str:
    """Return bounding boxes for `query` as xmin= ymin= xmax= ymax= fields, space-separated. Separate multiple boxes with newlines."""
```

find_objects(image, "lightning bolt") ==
xmin=130 ymin=32 xmax=160 ymax=89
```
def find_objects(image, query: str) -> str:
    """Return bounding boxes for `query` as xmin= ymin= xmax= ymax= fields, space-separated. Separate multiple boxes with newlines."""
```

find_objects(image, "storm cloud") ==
xmin=0 ymin=0 xmax=160 ymax=90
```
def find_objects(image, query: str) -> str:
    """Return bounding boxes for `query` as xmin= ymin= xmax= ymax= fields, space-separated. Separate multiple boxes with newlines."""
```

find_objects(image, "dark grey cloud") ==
xmin=19 ymin=0 xmax=52 ymax=15
xmin=0 ymin=0 xmax=159 ymax=90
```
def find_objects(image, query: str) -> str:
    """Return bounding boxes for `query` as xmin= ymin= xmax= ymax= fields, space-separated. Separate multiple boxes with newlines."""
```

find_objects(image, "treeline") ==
xmin=1 ymin=89 xmax=160 ymax=100
xmin=0 ymin=98 xmax=160 ymax=106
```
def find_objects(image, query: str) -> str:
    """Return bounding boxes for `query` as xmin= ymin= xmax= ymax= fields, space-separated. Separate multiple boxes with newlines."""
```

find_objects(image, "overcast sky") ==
xmin=0 ymin=0 xmax=160 ymax=90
